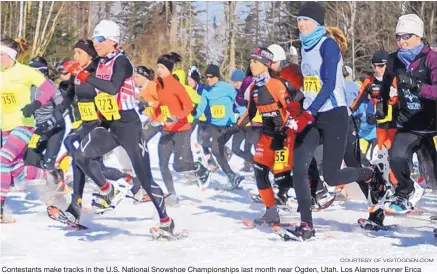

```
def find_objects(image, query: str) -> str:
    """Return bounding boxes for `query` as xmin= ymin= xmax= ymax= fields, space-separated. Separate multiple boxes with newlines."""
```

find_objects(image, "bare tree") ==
xmin=31 ymin=0 xmax=44 ymax=56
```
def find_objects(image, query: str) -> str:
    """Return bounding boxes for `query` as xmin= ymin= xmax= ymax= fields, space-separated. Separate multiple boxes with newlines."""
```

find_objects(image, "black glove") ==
xmin=398 ymin=73 xmax=420 ymax=91
xmin=366 ymin=114 xmax=377 ymax=125
xmin=21 ymin=101 xmax=42 ymax=117
xmin=52 ymin=108 xmax=65 ymax=126
xmin=166 ymin=115 xmax=178 ymax=123
xmin=270 ymin=132 xmax=286 ymax=151
xmin=191 ymin=108 xmax=197 ymax=117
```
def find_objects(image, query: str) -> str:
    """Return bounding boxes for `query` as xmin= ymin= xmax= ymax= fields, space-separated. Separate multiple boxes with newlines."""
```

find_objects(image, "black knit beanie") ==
xmin=157 ymin=57 xmax=174 ymax=72
xmin=74 ymin=39 xmax=97 ymax=58
xmin=297 ymin=2 xmax=325 ymax=26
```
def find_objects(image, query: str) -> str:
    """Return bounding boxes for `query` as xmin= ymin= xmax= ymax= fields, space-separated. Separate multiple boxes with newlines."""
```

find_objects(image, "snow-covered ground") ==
xmin=1 ymin=129 xmax=436 ymax=273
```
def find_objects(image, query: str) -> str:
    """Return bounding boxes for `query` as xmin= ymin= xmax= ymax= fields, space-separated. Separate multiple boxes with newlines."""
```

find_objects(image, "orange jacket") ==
xmin=155 ymin=75 xmax=194 ymax=132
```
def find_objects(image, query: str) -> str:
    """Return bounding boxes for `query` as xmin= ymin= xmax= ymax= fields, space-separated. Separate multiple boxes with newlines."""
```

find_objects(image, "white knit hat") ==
xmin=93 ymin=20 xmax=121 ymax=44
xmin=395 ymin=14 xmax=424 ymax=38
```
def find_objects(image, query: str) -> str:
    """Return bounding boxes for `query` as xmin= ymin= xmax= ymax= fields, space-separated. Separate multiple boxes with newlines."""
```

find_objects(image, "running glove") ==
xmin=398 ymin=73 xmax=420 ymax=91
xmin=64 ymin=61 xmax=91 ymax=83
xmin=21 ymin=101 xmax=42 ymax=117
xmin=286 ymin=110 xmax=315 ymax=133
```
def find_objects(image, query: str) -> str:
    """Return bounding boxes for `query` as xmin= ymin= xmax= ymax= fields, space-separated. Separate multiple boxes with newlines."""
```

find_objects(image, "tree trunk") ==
xmin=87 ymin=1 xmax=93 ymax=37
xmin=39 ymin=2 xmax=66 ymax=55
xmin=8 ymin=1 xmax=13 ymax=37
xmin=40 ymin=1 xmax=55 ymax=49
xmin=350 ymin=1 xmax=357 ymax=78
xmin=3 ymin=1 xmax=9 ymax=35
xmin=188 ymin=3 xmax=193 ymax=65
xmin=228 ymin=1 xmax=236 ymax=80
xmin=23 ymin=1 xmax=28 ymax=40
xmin=255 ymin=2 xmax=259 ymax=45
xmin=169 ymin=2 xmax=179 ymax=50
xmin=429 ymin=3 xmax=435 ymax=43
xmin=18 ymin=1 xmax=24 ymax=38
xmin=32 ymin=0 xmax=44 ymax=56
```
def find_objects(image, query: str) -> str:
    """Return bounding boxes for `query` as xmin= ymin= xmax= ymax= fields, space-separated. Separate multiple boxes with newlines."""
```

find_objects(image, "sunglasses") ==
xmin=93 ymin=36 xmax=106 ymax=43
xmin=395 ymin=33 xmax=414 ymax=41
xmin=205 ymin=75 xmax=215 ymax=79
xmin=373 ymin=64 xmax=386 ymax=68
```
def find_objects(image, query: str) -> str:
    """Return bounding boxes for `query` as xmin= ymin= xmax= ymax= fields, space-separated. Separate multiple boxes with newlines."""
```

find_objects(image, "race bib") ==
xmin=211 ymin=105 xmax=225 ymax=119
xmin=77 ymin=102 xmax=98 ymax=121
xmin=95 ymin=93 xmax=120 ymax=121
xmin=303 ymin=76 xmax=322 ymax=94
xmin=273 ymin=148 xmax=289 ymax=171
xmin=145 ymin=106 xmax=154 ymax=116
xmin=1 ymin=93 xmax=18 ymax=112
xmin=433 ymin=136 xmax=437 ymax=148
xmin=28 ymin=134 xmax=41 ymax=149
xmin=160 ymin=106 xmax=171 ymax=119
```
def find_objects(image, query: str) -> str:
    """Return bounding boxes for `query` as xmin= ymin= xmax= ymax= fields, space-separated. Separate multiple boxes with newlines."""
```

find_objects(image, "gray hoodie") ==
xmin=30 ymin=79 xmax=63 ymax=126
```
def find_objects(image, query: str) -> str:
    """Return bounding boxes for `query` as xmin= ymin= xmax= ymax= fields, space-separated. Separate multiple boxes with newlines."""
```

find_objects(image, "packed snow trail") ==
xmin=1 ymin=135 xmax=436 ymax=272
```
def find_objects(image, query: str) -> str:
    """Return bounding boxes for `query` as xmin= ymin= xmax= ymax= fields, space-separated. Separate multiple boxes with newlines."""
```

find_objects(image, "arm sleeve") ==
xmin=194 ymin=90 xmax=208 ymax=119
xmin=236 ymin=77 xmax=252 ymax=106
xmin=307 ymin=38 xmax=341 ymax=114
xmin=350 ymin=78 xmax=372 ymax=112
xmin=28 ymin=68 xmax=55 ymax=105
xmin=418 ymin=51 xmax=437 ymax=100
xmin=237 ymin=89 xmax=256 ymax=126
xmin=86 ymin=56 xmax=133 ymax=95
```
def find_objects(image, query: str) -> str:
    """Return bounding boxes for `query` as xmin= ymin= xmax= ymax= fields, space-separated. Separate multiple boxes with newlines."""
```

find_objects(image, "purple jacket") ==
xmin=385 ymin=46 xmax=436 ymax=132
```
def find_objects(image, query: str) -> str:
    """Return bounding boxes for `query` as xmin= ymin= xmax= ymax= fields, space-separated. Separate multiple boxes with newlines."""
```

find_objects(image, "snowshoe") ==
xmin=311 ymin=187 xmax=336 ymax=211
xmin=194 ymin=163 xmax=212 ymax=189
xmin=64 ymin=195 xmax=82 ymax=224
xmin=226 ymin=173 xmax=244 ymax=190
xmin=357 ymin=218 xmax=398 ymax=231
xmin=272 ymin=222 xmax=315 ymax=242
xmin=91 ymin=183 xmax=125 ymax=214
xmin=47 ymin=205 xmax=87 ymax=230
xmin=388 ymin=196 xmax=413 ymax=215
xmin=149 ymin=218 xmax=188 ymax=241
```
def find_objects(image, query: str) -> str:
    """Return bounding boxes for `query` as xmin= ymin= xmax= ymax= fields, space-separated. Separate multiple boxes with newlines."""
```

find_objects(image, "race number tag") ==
xmin=210 ymin=105 xmax=225 ymax=119
xmin=160 ymin=106 xmax=171 ymax=119
xmin=77 ymin=102 xmax=98 ymax=121
xmin=273 ymin=148 xmax=289 ymax=171
xmin=95 ymin=93 xmax=120 ymax=120
xmin=303 ymin=76 xmax=322 ymax=94
xmin=145 ymin=106 xmax=154 ymax=116
xmin=71 ymin=120 xmax=83 ymax=129
xmin=1 ymin=93 xmax=18 ymax=112
xmin=28 ymin=134 xmax=41 ymax=149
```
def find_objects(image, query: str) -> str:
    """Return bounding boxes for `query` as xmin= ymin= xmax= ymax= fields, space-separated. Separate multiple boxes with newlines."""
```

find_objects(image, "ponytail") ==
xmin=326 ymin=27 xmax=348 ymax=54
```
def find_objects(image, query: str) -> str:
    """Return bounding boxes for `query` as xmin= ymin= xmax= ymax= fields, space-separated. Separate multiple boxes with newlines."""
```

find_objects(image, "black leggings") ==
xmin=142 ymin=123 xmax=162 ymax=144
xmin=158 ymin=129 xmax=196 ymax=195
xmin=197 ymin=121 xmax=212 ymax=155
xmin=211 ymin=125 xmax=235 ymax=175
xmin=390 ymin=131 xmax=437 ymax=197
xmin=343 ymin=115 xmax=369 ymax=198
xmin=293 ymin=107 xmax=373 ymax=226
xmin=232 ymin=124 xmax=255 ymax=162
xmin=73 ymin=111 xmax=168 ymax=219
xmin=24 ymin=126 xmax=65 ymax=170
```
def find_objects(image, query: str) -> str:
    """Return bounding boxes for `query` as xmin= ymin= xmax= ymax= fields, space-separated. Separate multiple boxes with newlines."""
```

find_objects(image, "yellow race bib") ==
xmin=303 ymin=76 xmax=322 ymax=93
xmin=210 ymin=105 xmax=225 ymax=119
xmin=28 ymin=134 xmax=41 ymax=149
xmin=1 ymin=92 xmax=18 ymax=113
xmin=77 ymin=102 xmax=98 ymax=121
xmin=145 ymin=106 xmax=154 ymax=116
xmin=160 ymin=106 xmax=171 ymax=120
xmin=95 ymin=93 xmax=120 ymax=121
xmin=273 ymin=148 xmax=289 ymax=171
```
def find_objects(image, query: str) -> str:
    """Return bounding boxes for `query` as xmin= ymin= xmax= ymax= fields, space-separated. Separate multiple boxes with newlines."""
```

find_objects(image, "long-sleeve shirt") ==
xmin=1 ymin=62 xmax=56 ymax=131
xmin=194 ymin=81 xmax=236 ymax=127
